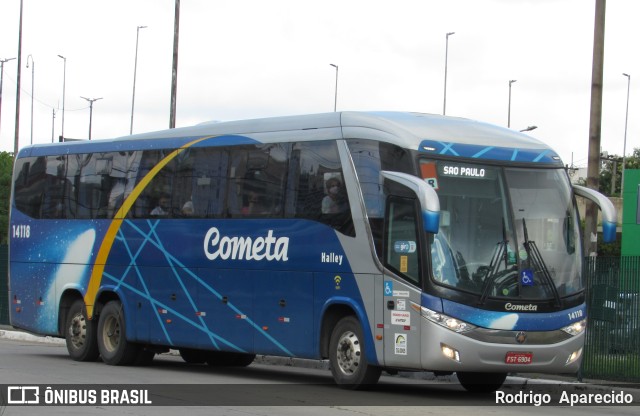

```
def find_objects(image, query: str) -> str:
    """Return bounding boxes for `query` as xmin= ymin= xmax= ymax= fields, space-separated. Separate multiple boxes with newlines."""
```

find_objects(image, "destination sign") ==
xmin=438 ymin=163 xmax=496 ymax=179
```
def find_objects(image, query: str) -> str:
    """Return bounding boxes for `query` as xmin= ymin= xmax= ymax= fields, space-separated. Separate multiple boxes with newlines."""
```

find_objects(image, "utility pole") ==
xmin=621 ymin=73 xmax=631 ymax=194
xmin=443 ymin=32 xmax=455 ymax=115
xmin=51 ymin=108 xmax=56 ymax=143
xmin=600 ymin=153 xmax=621 ymax=195
xmin=330 ymin=64 xmax=338 ymax=112
xmin=170 ymin=0 xmax=180 ymax=129
xmin=508 ymin=80 xmax=517 ymax=128
xmin=58 ymin=54 xmax=67 ymax=140
xmin=130 ymin=25 xmax=147 ymax=135
xmin=81 ymin=97 xmax=102 ymax=140
xmin=584 ymin=0 xmax=606 ymax=256
xmin=14 ymin=0 xmax=24 ymax=156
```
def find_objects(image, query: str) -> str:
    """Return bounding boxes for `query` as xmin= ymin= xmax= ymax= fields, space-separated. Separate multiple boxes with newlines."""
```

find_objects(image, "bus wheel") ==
xmin=231 ymin=353 xmax=256 ymax=367
xmin=179 ymin=348 xmax=208 ymax=364
xmin=97 ymin=301 xmax=139 ymax=365
xmin=457 ymin=371 xmax=507 ymax=393
xmin=65 ymin=300 xmax=99 ymax=361
xmin=329 ymin=316 xmax=381 ymax=389
xmin=206 ymin=352 xmax=255 ymax=367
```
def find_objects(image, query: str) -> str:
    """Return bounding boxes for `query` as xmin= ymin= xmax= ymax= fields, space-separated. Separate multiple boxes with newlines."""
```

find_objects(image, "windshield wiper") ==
xmin=522 ymin=218 xmax=562 ymax=307
xmin=479 ymin=219 xmax=516 ymax=305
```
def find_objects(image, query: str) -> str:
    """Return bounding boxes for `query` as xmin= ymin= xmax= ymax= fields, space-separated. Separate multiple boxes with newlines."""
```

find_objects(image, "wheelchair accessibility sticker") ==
xmin=384 ymin=281 xmax=393 ymax=296
xmin=521 ymin=269 xmax=534 ymax=286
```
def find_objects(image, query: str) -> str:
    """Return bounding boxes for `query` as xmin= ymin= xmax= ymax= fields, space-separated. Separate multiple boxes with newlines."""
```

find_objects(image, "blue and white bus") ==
xmin=8 ymin=112 xmax=616 ymax=391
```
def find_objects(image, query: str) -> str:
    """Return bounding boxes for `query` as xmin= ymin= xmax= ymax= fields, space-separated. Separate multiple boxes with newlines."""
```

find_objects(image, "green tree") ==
xmin=0 ymin=152 xmax=14 ymax=244
xmin=599 ymin=147 xmax=640 ymax=196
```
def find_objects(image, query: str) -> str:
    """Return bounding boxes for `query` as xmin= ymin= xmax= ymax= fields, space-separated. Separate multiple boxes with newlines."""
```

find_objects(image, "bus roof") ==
xmin=19 ymin=111 xmax=561 ymax=164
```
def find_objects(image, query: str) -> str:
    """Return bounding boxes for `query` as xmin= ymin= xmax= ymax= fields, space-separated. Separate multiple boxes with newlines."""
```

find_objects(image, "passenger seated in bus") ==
xmin=242 ymin=190 xmax=268 ymax=216
xmin=181 ymin=199 xmax=194 ymax=216
xmin=322 ymin=177 xmax=348 ymax=214
xmin=150 ymin=194 xmax=170 ymax=216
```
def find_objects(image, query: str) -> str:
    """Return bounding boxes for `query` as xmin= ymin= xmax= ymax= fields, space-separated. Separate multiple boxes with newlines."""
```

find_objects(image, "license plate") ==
xmin=505 ymin=351 xmax=533 ymax=364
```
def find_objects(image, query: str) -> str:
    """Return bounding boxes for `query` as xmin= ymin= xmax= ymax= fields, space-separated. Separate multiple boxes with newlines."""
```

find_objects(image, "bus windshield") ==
xmin=420 ymin=160 xmax=583 ymax=301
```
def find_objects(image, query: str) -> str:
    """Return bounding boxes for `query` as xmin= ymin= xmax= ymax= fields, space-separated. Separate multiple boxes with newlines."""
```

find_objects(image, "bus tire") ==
xmin=231 ymin=353 xmax=256 ymax=367
xmin=457 ymin=371 xmax=507 ymax=393
xmin=329 ymin=316 xmax=381 ymax=389
xmin=97 ymin=301 xmax=139 ymax=365
xmin=179 ymin=348 xmax=208 ymax=364
xmin=206 ymin=352 xmax=255 ymax=367
xmin=65 ymin=299 xmax=100 ymax=362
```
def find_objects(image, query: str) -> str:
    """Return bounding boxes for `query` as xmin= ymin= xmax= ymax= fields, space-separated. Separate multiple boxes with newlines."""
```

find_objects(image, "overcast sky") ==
xmin=0 ymin=0 xmax=638 ymax=169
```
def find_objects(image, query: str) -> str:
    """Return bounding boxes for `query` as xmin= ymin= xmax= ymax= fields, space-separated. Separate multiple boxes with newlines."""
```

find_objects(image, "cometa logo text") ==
xmin=505 ymin=303 xmax=538 ymax=311
xmin=203 ymin=227 xmax=290 ymax=261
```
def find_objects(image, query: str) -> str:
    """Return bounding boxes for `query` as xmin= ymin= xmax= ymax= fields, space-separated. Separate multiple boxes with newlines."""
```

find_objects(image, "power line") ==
xmin=1 ymin=71 xmax=88 ymax=111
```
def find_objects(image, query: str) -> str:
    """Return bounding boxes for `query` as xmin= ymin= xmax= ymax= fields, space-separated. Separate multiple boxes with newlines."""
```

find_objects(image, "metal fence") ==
xmin=583 ymin=256 xmax=640 ymax=382
xmin=0 ymin=247 xmax=637 ymax=381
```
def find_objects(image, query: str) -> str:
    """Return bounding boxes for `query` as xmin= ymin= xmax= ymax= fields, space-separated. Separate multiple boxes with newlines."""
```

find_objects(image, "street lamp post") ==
xmin=330 ymin=64 xmax=338 ymax=112
xmin=58 ymin=55 xmax=66 ymax=140
xmin=508 ymin=79 xmax=517 ymax=128
xmin=81 ymin=96 xmax=102 ymax=140
xmin=130 ymin=25 xmax=147 ymax=135
xmin=621 ymin=73 xmax=631 ymax=194
xmin=443 ymin=32 xmax=455 ymax=115
xmin=0 ymin=57 xmax=16 ymax=136
xmin=51 ymin=109 xmax=56 ymax=143
xmin=14 ymin=0 xmax=24 ymax=156
xmin=26 ymin=54 xmax=34 ymax=144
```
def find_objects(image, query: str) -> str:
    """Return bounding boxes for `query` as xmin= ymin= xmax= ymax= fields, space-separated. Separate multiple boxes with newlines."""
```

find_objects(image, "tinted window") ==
xmin=13 ymin=157 xmax=47 ymax=218
xmin=228 ymin=144 xmax=288 ymax=218
xmin=287 ymin=141 xmax=354 ymax=236
xmin=13 ymin=140 xmax=355 ymax=238
xmin=385 ymin=196 xmax=421 ymax=285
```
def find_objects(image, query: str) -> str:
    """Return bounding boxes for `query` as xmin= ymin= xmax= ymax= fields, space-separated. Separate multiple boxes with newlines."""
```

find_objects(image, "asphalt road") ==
xmin=0 ymin=330 xmax=638 ymax=416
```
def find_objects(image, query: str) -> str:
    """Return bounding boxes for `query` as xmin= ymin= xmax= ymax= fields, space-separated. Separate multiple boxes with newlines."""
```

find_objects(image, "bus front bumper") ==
xmin=420 ymin=320 xmax=584 ymax=374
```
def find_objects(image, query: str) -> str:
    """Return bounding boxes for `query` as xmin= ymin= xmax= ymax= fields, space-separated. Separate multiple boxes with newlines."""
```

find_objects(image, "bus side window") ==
xmin=105 ymin=152 xmax=133 ymax=218
xmin=384 ymin=196 xmax=421 ymax=285
xmin=287 ymin=141 xmax=355 ymax=237
xmin=40 ymin=155 xmax=72 ymax=219
xmin=13 ymin=157 xmax=46 ymax=218
xmin=75 ymin=153 xmax=111 ymax=219
xmin=188 ymin=148 xmax=228 ymax=218
xmin=228 ymin=144 xmax=288 ymax=218
xmin=131 ymin=151 xmax=164 ymax=218
xmin=348 ymin=140 xmax=414 ymax=259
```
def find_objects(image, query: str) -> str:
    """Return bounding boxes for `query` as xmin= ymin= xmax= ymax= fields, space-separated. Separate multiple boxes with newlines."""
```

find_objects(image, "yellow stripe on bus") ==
xmin=84 ymin=136 xmax=212 ymax=317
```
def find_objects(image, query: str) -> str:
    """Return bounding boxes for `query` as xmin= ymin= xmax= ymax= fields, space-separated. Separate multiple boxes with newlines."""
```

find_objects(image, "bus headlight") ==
xmin=561 ymin=319 xmax=586 ymax=336
xmin=421 ymin=306 xmax=476 ymax=333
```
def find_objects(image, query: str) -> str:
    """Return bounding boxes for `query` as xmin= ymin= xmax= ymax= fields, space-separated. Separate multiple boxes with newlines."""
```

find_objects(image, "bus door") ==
xmin=381 ymin=194 xmax=423 ymax=368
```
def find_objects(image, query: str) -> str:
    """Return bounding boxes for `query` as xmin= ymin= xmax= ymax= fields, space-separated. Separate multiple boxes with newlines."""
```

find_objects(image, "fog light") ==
xmin=441 ymin=343 xmax=461 ymax=362
xmin=566 ymin=347 xmax=583 ymax=365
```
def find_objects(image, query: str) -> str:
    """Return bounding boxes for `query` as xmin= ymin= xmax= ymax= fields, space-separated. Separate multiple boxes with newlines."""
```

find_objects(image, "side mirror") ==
xmin=381 ymin=171 xmax=440 ymax=234
xmin=573 ymin=184 xmax=617 ymax=243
